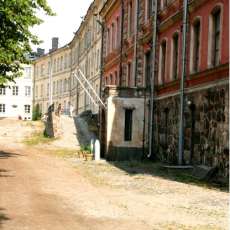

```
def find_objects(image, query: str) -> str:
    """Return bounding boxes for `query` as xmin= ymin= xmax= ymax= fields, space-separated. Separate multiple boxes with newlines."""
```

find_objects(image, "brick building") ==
xmin=154 ymin=0 xmax=229 ymax=176
xmin=100 ymin=0 xmax=229 ymax=176
xmin=100 ymin=0 xmax=155 ymax=160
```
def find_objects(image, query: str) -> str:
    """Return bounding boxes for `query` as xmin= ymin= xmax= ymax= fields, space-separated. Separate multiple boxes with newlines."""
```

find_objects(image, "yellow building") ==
xmin=33 ymin=0 xmax=104 ymax=116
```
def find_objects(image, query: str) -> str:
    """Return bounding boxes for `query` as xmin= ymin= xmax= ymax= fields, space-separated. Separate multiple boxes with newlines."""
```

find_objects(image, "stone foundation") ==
xmin=154 ymin=84 xmax=229 ymax=177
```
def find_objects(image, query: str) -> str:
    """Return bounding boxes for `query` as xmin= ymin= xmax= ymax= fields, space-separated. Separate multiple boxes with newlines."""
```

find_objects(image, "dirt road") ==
xmin=0 ymin=119 xmax=228 ymax=230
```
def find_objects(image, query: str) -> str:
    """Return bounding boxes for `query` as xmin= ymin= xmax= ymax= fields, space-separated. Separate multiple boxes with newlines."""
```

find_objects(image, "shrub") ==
xmin=32 ymin=104 xmax=42 ymax=121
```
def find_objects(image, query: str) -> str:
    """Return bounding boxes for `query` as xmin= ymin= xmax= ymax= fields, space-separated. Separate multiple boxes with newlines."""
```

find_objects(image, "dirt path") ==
xmin=0 ymin=119 xmax=229 ymax=230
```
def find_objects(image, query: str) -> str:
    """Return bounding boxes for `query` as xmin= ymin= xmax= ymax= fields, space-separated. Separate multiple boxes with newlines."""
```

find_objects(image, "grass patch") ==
xmin=51 ymin=148 xmax=77 ymax=158
xmin=23 ymin=132 xmax=56 ymax=146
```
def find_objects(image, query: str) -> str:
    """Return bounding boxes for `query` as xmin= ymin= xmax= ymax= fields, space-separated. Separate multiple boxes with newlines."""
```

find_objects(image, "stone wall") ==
xmin=154 ymin=84 xmax=229 ymax=177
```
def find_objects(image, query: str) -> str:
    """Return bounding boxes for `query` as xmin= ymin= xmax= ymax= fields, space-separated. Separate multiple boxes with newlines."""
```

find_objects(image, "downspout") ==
xmin=178 ymin=0 xmax=189 ymax=165
xmin=119 ymin=0 xmax=125 ymax=86
xmin=98 ymin=20 xmax=104 ymax=152
xmin=148 ymin=0 xmax=158 ymax=159
xmin=134 ymin=0 xmax=140 ymax=86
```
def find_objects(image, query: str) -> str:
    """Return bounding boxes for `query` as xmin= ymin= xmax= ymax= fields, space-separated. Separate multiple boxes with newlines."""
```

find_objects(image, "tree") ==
xmin=0 ymin=0 xmax=54 ymax=84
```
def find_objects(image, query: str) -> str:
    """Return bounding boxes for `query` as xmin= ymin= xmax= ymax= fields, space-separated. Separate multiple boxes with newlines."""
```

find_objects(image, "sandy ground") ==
xmin=0 ymin=118 xmax=229 ymax=230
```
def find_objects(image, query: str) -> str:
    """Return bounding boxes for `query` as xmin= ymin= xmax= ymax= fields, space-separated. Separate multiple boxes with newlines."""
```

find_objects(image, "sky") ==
xmin=32 ymin=0 xmax=93 ymax=53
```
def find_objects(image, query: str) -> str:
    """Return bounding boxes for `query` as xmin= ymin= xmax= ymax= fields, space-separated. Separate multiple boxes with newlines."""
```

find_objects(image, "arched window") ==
xmin=211 ymin=7 xmax=221 ymax=66
xmin=60 ymin=56 xmax=63 ymax=71
xmin=53 ymin=81 xmax=56 ymax=95
xmin=115 ymin=71 xmax=118 ymax=85
xmin=172 ymin=33 xmax=179 ymax=79
xmin=159 ymin=40 xmax=167 ymax=84
xmin=127 ymin=62 xmax=132 ymax=87
xmin=190 ymin=19 xmax=201 ymax=73
xmin=110 ymin=74 xmax=113 ymax=85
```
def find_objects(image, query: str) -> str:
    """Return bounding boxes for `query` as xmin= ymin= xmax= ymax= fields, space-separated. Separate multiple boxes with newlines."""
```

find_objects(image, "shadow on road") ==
xmin=0 ymin=208 xmax=10 ymax=228
xmin=109 ymin=161 xmax=229 ymax=192
xmin=0 ymin=169 xmax=14 ymax=178
xmin=0 ymin=151 xmax=22 ymax=159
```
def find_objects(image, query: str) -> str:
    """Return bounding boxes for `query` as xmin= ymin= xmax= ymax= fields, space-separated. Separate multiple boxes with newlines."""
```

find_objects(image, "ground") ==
xmin=0 ymin=118 xmax=229 ymax=230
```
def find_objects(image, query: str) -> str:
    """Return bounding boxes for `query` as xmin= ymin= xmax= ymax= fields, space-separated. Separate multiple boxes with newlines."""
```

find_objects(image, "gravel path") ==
xmin=0 ymin=118 xmax=229 ymax=230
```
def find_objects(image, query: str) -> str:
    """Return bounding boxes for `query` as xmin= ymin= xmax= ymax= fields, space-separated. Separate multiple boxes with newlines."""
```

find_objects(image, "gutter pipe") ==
xmin=178 ymin=0 xmax=189 ymax=165
xmin=148 ymin=0 xmax=158 ymax=159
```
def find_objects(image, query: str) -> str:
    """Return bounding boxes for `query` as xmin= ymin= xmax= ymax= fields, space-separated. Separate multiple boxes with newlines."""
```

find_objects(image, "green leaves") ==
xmin=0 ymin=0 xmax=54 ymax=83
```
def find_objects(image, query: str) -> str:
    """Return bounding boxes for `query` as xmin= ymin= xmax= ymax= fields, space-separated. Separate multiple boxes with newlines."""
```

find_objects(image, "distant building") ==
xmin=0 ymin=64 xmax=33 ymax=120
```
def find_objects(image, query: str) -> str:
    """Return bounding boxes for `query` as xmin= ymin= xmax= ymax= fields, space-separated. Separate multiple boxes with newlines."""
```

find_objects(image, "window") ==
xmin=57 ymin=58 xmax=60 ymax=71
xmin=25 ymin=86 xmax=31 ymax=96
xmin=53 ymin=81 xmax=56 ymax=95
xmin=172 ymin=33 xmax=179 ymax=79
xmin=116 ymin=17 xmax=120 ymax=48
xmin=0 ymin=104 xmax=5 ymax=113
xmin=12 ymin=86 xmax=19 ymax=96
xmin=115 ymin=71 xmax=118 ymax=85
xmin=110 ymin=74 xmax=113 ymax=85
xmin=145 ymin=52 xmax=152 ymax=87
xmin=147 ymin=0 xmax=153 ymax=19
xmin=53 ymin=59 xmax=56 ymax=72
xmin=56 ymin=81 xmax=59 ymax=94
xmin=107 ymin=28 xmax=110 ymax=55
xmin=64 ymin=54 xmax=67 ymax=69
xmin=40 ymin=84 xmax=43 ymax=97
xmin=192 ymin=20 xmax=200 ymax=72
xmin=0 ymin=87 xmax=6 ymax=95
xmin=35 ymin=86 xmax=38 ymax=98
xmin=160 ymin=40 xmax=167 ymax=84
xmin=128 ymin=1 xmax=134 ymax=37
xmin=24 ymin=105 xmax=31 ymax=114
xmin=47 ymin=83 xmax=49 ymax=97
xmin=124 ymin=109 xmax=133 ymax=141
xmin=60 ymin=56 xmax=63 ymax=70
xmin=112 ymin=23 xmax=115 ymax=50
xmin=212 ymin=8 xmax=221 ymax=66
xmin=24 ymin=67 xmax=31 ymax=79
xmin=127 ymin=62 xmax=132 ymax=87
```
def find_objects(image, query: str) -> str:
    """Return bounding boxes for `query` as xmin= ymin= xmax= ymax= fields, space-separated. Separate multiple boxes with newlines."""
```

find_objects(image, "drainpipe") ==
xmin=178 ymin=0 xmax=189 ymax=165
xmin=119 ymin=0 xmax=125 ymax=86
xmin=134 ymin=0 xmax=140 ymax=86
xmin=97 ymin=19 xmax=105 ymax=151
xmin=148 ymin=0 xmax=158 ymax=159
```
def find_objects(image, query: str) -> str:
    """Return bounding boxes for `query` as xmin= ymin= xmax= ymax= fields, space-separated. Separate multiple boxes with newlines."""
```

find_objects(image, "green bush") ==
xmin=80 ymin=145 xmax=91 ymax=152
xmin=32 ymin=104 xmax=42 ymax=121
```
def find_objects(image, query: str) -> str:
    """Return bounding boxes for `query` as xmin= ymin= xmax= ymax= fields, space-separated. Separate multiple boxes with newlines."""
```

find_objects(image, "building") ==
xmin=0 ymin=64 xmax=33 ymax=120
xmin=33 ymin=0 xmax=105 ymax=117
xmin=33 ymin=38 xmax=72 ymax=115
xmin=70 ymin=0 xmax=105 ymax=115
xmin=154 ymin=0 xmax=229 ymax=175
xmin=100 ymin=0 xmax=229 ymax=176
xmin=100 ymin=0 xmax=154 ymax=160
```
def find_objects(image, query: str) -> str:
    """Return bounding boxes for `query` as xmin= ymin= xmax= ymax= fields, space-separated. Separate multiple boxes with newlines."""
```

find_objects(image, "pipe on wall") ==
xmin=178 ymin=0 xmax=189 ymax=165
xmin=148 ymin=0 xmax=158 ymax=159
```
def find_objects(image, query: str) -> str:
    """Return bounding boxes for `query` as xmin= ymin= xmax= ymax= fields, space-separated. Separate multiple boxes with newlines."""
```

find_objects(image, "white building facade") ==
xmin=0 ymin=64 xmax=33 ymax=120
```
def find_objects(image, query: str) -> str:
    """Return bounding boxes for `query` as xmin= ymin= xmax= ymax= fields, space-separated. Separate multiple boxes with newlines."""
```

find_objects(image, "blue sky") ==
xmin=32 ymin=0 xmax=92 ymax=53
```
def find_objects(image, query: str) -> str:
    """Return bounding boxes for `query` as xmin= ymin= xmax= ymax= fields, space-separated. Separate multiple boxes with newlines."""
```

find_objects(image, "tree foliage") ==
xmin=0 ymin=0 xmax=54 ymax=84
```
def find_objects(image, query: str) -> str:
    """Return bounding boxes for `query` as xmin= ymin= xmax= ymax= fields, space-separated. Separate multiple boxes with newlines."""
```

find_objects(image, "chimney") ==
xmin=37 ymin=48 xmax=45 ymax=57
xmin=51 ymin=37 xmax=59 ymax=51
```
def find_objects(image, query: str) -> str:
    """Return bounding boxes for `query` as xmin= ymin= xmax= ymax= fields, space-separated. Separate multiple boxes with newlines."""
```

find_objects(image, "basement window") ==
xmin=124 ymin=109 xmax=133 ymax=141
